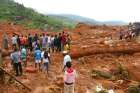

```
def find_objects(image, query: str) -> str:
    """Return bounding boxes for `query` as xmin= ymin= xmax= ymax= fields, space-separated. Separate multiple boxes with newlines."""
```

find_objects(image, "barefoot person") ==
xmin=64 ymin=62 xmax=77 ymax=93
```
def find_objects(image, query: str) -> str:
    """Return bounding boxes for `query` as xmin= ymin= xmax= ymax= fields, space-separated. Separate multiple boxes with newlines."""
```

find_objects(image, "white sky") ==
xmin=14 ymin=0 xmax=140 ymax=22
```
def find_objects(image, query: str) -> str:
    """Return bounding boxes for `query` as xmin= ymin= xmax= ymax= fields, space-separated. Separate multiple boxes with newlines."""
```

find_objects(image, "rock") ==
xmin=21 ymin=79 xmax=30 ymax=84
xmin=116 ymin=80 xmax=124 ymax=85
xmin=91 ymin=69 xmax=112 ymax=79
xmin=99 ymin=71 xmax=112 ymax=79
xmin=25 ymin=67 xmax=37 ymax=73
xmin=55 ymin=75 xmax=64 ymax=87
xmin=127 ymin=81 xmax=140 ymax=93
xmin=47 ymin=85 xmax=61 ymax=92
xmin=127 ymin=86 xmax=140 ymax=93
xmin=33 ymin=85 xmax=61 ymax=93
xmin=78 ymin=57 xmax=87 ymax=64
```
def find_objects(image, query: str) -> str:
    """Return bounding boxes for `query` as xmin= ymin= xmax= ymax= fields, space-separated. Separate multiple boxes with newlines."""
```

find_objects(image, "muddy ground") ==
xmin=0 ymin=22 xmax=140 ymax=93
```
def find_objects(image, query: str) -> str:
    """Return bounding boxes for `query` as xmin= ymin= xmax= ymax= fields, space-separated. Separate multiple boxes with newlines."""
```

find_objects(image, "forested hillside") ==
xmin=0 ymin=0 xmax=77 ymax=30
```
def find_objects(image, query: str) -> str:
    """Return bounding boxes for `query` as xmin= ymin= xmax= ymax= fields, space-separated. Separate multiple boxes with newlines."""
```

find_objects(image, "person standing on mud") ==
xmin=20 ymin=46 xmax=27 ymax=67
xmin=39 ymin=34 xmax=43 ymax=49
xmin=24 ymin=36 xmax=28 ymax=48
xmin=2 ymin=33 xmax=9 ymax=49
xmin=34 ymin=47 xmax=42 ymax=71
xmin=50 ymin=35 xmax=55 ymax=52
xmin=61 ymin=31 xmax=66 ymax=51
xmin=34 ymin=33 xmax=39 ymax=43
xmin=119 ymin=30 xmax=123 ymax=40
xmin=64 ymin=62 xmax=77 ymax=93
xmin=62 ymin=51 xmax=72 ymax=72
xmin=42 ymin=33 xmax=47 ymax=49
xmin=54 ymin=34 xmax=58 ymax=52
xmin=47 ymin=34 xmax=51 ymax=52
xmin=41 ymin=50 xmax=51 ymax=75
xmin=17 ymin=35 xmax=21 ymax=49
xmin=57 ymin=33 xmax=62 ymax=52
xmin=28 ymin=34 xmax=33 ymax=52
xmin=11 ymin=47 xmax=23 ymax=76
xmin=11 ymin=34 xmax=17 ymax=49
xmin=20 ymin=35 xmax=25 ymax=48
xmin=66 ymin=33 xmax=71 ymax=50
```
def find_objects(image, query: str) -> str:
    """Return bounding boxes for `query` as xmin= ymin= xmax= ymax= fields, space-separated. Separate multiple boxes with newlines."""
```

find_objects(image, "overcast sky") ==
xmin=14 ymin=0 xmax=140 ymax=22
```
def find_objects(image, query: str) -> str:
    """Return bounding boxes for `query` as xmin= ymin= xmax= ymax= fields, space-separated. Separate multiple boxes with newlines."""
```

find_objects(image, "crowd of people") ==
xmin=6 ymin=31 xmax=77 ymax=93
xmin=119 ymin=29 xmax=136 ymax=40
xmin=119 ymin=23 xmax=140 ymax=40
xmin=9 ymin=31 xmax=71 ymax=75
xmin=11 ymin=31 xmax=71 ymax=52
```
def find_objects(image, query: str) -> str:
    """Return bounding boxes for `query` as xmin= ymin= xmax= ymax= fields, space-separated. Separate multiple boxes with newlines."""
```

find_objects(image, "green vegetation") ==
xmin=0 ymin=0 xmax=77 ymax=30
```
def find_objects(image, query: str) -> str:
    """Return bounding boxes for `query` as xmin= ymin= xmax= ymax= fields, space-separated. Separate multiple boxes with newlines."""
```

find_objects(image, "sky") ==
xmin=14 ymin=0 xmax=140 ymax=22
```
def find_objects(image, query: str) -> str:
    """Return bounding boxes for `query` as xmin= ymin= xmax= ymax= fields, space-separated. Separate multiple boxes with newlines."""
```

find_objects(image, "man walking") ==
xmin=34 ymin=47 xmax=42 ymax=71
xmin=11 ymin=34 xmax=17 ymax=48
xmin=11 ymin=48 xmax=23 ymax=76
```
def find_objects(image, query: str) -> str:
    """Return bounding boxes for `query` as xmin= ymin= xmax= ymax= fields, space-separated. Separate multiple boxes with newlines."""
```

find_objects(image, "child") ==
xmin=41 ymin=50 xmax=51 ymax=75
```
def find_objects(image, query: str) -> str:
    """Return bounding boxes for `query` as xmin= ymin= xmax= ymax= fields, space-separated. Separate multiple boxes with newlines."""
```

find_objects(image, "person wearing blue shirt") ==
xmin=11 ymin=47 xmax=23 ymax=76
xmin=34 ymin=47 xmax=42 ymax=70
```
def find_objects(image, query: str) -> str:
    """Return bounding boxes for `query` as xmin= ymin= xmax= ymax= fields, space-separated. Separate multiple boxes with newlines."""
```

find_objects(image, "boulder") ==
xmin=54 ymin=75 xmax=64 ymax=87
xmin=25 ymin=67 xmax=37 ymax=73
xmin=91 ymin=69 xmax=112 ymax=79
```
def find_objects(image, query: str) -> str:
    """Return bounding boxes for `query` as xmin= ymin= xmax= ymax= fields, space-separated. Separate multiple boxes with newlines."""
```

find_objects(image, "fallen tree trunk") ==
xmin=70 ymin=44 xmax=140 ymax=58
xmin=0 ymin=67 xmax=32 ymax=91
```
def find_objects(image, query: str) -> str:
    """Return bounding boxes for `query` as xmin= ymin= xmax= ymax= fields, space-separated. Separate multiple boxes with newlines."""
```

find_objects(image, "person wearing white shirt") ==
xmin=62 ymin=51 xmax=72 ymax=71
xmin=41 ymin=50 xmax=51 ymax=75
xmin=11 ymin=35 xmax=17 ymax=48
xmin=47 ymin=34 xmax=51 ymax=52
